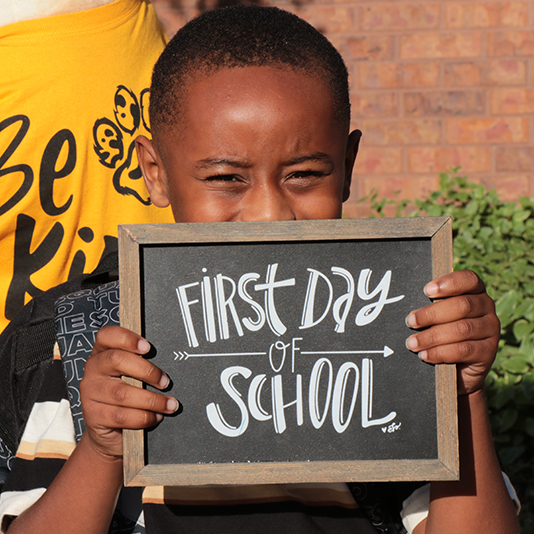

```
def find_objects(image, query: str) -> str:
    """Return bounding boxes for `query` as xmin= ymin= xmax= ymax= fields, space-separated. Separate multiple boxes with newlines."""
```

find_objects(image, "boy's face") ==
xmin=137 ymin=66 xmax=360 ymax=223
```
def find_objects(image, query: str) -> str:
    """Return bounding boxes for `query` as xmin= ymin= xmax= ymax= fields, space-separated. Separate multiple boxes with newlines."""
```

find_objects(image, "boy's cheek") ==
xmin=168 ymin=188 xmax=344 ymax=223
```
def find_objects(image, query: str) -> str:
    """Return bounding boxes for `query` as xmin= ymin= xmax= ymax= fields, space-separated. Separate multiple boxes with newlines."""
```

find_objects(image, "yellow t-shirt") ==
xmin=0 ymin=0 xmax=174 ymax=332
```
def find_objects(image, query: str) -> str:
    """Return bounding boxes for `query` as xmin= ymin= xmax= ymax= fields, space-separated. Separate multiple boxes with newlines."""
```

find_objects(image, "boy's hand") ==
xmin=80 ymin=326 xmax=178 ymax=460
xmin=405 ymin=270 xmax=500 ymax=395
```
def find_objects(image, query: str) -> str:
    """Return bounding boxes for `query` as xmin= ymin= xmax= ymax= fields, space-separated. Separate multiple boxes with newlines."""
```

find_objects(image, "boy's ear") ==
xmin=343 ymin=129 xmax=362 ymax=202
xmin=136 ymin=135 xmax=171 ymax=208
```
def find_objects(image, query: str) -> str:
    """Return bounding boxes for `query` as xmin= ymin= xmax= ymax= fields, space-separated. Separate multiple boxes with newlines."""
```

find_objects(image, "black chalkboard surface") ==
xmin=119 ymin=218 xmax=457 ymax=486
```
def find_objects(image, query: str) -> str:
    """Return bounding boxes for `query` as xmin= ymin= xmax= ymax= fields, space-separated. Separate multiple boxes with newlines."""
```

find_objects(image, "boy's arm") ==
xmin=406 ymin=271 xmax=519 ymax=534
xmin=6 ymin=434 xmax=123 ymax=534
xmin=6 ymin=327 xmax=178 ymax=534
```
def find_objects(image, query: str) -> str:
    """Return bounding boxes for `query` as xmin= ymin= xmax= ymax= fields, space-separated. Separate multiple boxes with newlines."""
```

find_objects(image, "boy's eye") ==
xmin=291 ymin=170 xmax=327 ymax=178
xmin=204 ymin=174 xmax=242 ymax=182
xmin=288 ymin=170 xmax=329 ymax=182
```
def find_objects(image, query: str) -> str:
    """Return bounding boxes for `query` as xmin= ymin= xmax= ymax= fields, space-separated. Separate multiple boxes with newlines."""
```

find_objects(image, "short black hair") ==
xmin=149 ymin=5 xmax=350 ymax=136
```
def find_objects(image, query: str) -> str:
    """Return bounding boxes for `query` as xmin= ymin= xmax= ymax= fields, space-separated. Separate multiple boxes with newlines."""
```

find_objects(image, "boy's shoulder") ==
xmin=0 ymin=252 xmax=118 ymax=455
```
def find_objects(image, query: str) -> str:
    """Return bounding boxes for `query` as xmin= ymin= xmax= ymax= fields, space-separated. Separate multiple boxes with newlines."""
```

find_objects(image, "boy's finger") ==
xmin=406 ymin=294 xmax=497 ymax=329
xmin=87 ymin=404 xmax=167 ymax=432
xmin=87 ymin=379 xmax=178 ymax=415
xmin=412 ymin=339 xmax=496 ymax=370
xmin=406 ymin=317 xmax=499 ymax=353
xmin=424 ymin=270 xmax=486 ymax=299
xmin=93 ymin=325 xmax=151 ymax=356
xmin=85 ymin=348 xmax=170 ymax=390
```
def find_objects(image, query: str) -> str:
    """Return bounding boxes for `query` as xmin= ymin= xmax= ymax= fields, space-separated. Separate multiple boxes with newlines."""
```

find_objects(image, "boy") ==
xmin=0 ymin=6 xmax=519 ymax=534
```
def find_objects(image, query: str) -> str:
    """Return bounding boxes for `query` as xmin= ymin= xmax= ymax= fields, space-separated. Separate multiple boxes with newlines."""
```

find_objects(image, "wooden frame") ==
xmin=119 ymin=217 xmax=457 ymax=487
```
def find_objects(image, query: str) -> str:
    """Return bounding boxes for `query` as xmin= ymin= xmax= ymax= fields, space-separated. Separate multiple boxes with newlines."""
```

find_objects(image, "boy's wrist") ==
xmin=79 ymin=433 xmax=125 ymax=466
xmin=458 ymin=385 xmax=487 ymax=400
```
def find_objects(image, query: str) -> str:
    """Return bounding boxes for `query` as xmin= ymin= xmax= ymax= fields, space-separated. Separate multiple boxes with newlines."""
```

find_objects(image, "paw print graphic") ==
xmin=93 ymin=86 xmax=152 ymax=205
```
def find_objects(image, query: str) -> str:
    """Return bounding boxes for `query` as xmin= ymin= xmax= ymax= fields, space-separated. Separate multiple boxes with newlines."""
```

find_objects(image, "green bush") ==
xmin=364 ymin=170 xmax=534 ymax=531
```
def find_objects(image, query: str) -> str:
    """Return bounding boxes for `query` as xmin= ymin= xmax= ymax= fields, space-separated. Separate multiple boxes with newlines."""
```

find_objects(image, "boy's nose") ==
xmin=238 ymin=183 xmax=296 ymax=221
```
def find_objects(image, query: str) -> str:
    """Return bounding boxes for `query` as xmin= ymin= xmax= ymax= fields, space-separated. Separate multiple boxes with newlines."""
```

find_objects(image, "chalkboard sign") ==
xmin=119 ymin=218 xmax=458 ymax=487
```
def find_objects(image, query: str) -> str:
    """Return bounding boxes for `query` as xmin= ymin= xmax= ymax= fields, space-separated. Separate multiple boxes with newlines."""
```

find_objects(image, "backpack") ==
xmin=0 ymin=252 xmax=118 ymax=460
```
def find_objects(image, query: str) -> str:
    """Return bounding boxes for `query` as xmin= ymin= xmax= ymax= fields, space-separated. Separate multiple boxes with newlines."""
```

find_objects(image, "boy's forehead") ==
xmin=156 ymin=65 xmax=341 ymax=146
xmin=190 ymin=67 xmax=332 ymax=110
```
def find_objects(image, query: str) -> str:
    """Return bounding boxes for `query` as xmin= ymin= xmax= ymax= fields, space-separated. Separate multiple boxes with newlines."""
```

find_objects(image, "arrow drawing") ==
xmin=174 ymin=345 xmax=394 ymax=361
xmin=174 ymin=351 xmax=267 ymax=361
xmin=300 ymin=346 xmax=394 ymax=358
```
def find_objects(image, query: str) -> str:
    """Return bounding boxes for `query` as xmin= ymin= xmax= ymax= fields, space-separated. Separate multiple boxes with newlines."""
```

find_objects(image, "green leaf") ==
xmin=501 ymin=356 xmax=529 ymax=374
xmin=498 ymin=445 xmax=525 ymax=465
xmin=491 ymin=388 xmax=512 ymax=410
xmin=497 ymin=408 xmax=518 ymax=432
xmin=512 ymin=209 xmax=531 ymax=223
xmin=513 ymin=319 xmax=534 ymax=340
xmin=496 ymin=291 xmax=519 ymax=326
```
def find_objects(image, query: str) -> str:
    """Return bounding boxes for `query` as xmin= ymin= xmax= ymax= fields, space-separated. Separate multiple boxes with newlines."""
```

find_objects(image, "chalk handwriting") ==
xmin=176 ymin=264 xmax=404 ymax=348
xmin=205 ymin=353 xmax=397 ymax=437
xmin=382 ymin=422 xmax=402 ymax=434
xmin=171 ymin=264 xmax=405 ymax=438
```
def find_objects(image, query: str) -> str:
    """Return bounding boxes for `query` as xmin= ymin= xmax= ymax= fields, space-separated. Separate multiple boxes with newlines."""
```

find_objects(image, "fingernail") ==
xmin=405 ymin=312 xmax=417 ymax=328
xmin=167 ymin=398 xmax=179 ymax=413
xmin=158 ymin=373 xmax=170 ymax=389
xmin=138 ymin=338 xmax=151 ymax=354
xmin=419 ymin=350 xmax=428 ymax=361
xmin=406 ymin=336 xmax=418 ymax=351
xmin=155 ymin=413 xmax=163 ymax=422
xmin=424 ymin=282 xmax=439 ymax=298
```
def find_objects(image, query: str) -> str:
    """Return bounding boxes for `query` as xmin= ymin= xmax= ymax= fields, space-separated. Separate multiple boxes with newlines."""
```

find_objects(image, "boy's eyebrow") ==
xmin=282 ymin=152 xmax=333 ymax=166
xmin=195 ymin=157 xmax=253 ymax=170
xmin=195 ymin=152 xmax=333 ymax=170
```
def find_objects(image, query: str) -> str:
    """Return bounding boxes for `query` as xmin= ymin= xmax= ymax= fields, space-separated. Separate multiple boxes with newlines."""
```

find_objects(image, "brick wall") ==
xmin=151 ymin=0 xmax=534 ymax=217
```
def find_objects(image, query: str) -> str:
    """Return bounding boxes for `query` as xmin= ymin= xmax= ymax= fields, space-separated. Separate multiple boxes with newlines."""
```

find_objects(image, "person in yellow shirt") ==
xmin=0 ymin=0 xmax=173 ymax=333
